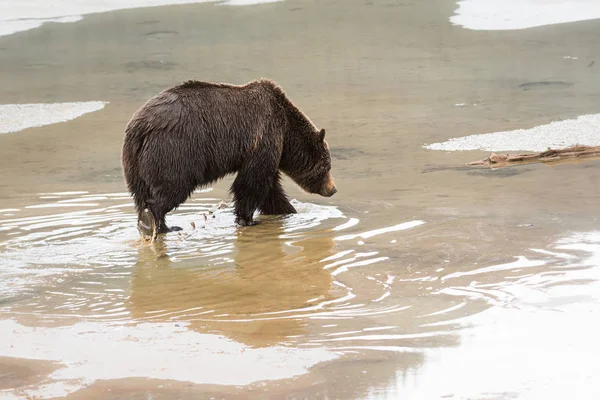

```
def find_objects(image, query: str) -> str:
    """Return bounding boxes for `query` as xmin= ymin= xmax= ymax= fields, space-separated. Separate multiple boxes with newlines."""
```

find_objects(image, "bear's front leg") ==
xmin=260 ymin=172 xmax=297 ymax=215
xmin=231 ymin=164 xmax=275 ymax=227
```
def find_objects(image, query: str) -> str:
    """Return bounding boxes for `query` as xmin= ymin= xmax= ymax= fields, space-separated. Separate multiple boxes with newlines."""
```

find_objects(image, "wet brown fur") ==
xmin=121 ymin=78 xmax=336 ymax=232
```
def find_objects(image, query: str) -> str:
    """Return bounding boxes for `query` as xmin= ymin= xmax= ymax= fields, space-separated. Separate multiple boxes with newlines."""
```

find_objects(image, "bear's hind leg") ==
xmin=147 ymin=195 xmax=184 ymax=234
xmin=148 ymin=202 xmax=182 ymax=234
xmin=260 ymin=172 xmax=297 ymax=215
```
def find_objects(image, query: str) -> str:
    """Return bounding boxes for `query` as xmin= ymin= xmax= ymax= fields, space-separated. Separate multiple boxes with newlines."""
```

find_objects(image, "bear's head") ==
xmin=289 ymin=128 xmax=337 ymax=198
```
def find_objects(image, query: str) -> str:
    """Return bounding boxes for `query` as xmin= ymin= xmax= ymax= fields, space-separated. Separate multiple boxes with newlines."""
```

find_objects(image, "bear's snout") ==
xmin=324 ymin=186 xmax=337 ymax=197
xmin=319 ymin=173 xmax=337 ymax=197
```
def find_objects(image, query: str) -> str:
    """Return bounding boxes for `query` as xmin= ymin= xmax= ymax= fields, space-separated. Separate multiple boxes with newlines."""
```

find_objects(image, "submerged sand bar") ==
xmin=0 ymin=319 xmax=337 ymax=399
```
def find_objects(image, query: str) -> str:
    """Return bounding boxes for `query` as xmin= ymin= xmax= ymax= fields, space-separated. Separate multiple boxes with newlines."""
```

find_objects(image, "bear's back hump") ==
xmin=133 ymin=80 xmax=277 ymax=146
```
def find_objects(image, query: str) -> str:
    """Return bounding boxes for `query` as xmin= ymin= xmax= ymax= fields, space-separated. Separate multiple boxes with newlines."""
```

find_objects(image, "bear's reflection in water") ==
xmin=128 ymin=220 xmax=336 ymax=347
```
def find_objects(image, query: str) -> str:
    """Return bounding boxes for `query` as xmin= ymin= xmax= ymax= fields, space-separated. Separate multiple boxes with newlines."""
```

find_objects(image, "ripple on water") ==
xmin=0 ymin=189 xmax=437 ymax=397
xmin=0 ymin=191 xmax=428 ymax=347
xmin=2 ymin=191 xmax=599 ymax=398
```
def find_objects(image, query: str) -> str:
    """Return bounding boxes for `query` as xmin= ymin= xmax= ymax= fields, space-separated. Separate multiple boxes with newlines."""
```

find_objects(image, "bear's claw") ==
xmin=235 ymin=217 xmax=257 ymax=227
xmin=156 ymin=225 xmax=182 ymax=234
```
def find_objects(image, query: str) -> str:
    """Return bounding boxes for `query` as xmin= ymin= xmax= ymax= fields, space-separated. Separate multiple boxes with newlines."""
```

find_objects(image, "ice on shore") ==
xmin=424 ymin=114 xmax=600 ymax=152
xmin=451 ymin=0 xmax=600 ymax=30
xmin=0 ymin=102 xmax=108 ymax=134
xmin=0 ymin=0 xmax=284 ymax=37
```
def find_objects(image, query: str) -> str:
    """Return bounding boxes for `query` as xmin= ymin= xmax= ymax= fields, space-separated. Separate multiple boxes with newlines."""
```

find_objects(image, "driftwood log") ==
xmin=466 ymin=145 xmax=600 ymax=169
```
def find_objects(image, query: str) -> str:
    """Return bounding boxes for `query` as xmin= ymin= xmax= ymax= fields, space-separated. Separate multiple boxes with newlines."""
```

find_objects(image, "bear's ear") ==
xmin=318 ymin=129 xmax=326 ymax=142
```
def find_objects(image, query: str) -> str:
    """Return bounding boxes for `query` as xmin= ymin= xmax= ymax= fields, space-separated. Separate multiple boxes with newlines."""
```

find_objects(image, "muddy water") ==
xmin=1 ymin=0 xmax=600 ymax=398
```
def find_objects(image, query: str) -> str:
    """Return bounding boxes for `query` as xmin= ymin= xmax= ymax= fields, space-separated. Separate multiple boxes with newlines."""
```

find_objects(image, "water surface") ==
xmin=1 ymin=0 xmax=600 ymax=398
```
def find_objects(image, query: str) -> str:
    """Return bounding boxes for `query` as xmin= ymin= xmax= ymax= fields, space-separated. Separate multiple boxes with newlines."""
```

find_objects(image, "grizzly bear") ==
xmin=121 ymin=78 xmax=337 ymax=235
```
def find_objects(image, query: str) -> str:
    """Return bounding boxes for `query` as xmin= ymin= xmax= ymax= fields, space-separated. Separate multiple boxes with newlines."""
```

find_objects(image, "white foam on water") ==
xmin=0 ymin=0 xmax=284 ymax=37
xmin=424 ymin=113 xmax=600 ymax=152
xmin=0 ymin=319 xmax=337 ymax=399
xmin=334 ymin=220 xmax=425 ymax=241
xmin=451 ymin=0 xmax=600 ymax=30
xmin=0 ymin=102 xmax=108 ymax=134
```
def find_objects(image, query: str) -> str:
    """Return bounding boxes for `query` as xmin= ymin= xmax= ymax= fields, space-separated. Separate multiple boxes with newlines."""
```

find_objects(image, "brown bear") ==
xmin=121 ymin=78 xmax=337 ymax=235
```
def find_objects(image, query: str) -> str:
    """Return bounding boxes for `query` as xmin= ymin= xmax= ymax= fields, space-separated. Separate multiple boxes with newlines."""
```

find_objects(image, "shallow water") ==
xmin=2 ymin=190 xmax=600 ymax=398
xmin=1 ymin=0 xmax=600 ymax=398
